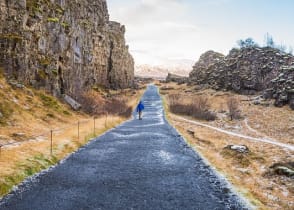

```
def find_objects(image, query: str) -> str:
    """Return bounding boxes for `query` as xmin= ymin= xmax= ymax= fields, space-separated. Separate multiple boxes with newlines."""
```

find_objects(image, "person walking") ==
xmin=136 ymin=101 xmax=145 ymax=120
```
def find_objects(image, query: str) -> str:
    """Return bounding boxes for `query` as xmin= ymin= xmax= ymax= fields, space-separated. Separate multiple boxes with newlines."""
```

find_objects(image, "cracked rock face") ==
xmin=0 ymin=0 xmax=134 ymax=98
xmin=189 ymin=47 xmax=294 ymax=109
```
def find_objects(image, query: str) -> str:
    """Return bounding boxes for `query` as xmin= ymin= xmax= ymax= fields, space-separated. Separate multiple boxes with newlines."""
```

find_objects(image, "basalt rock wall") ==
xmin=0 ymin=0 xmax=134 ymax=98
xmin=189 ymin=47 xmax=294 ymax=109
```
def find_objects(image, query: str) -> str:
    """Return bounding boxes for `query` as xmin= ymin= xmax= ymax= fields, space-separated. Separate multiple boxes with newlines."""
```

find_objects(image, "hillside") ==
xmin=159 ymin=82 xmax=294 ymax=209
xmin=189 ymin=47 xmax=294 ymax=109
xmin=0 ymin=69 xmax=144 ymax=196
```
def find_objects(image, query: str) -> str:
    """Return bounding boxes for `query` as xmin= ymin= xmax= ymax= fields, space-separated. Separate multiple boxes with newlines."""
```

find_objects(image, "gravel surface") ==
xmin=0 ymin=85 xmax=249 ymax=210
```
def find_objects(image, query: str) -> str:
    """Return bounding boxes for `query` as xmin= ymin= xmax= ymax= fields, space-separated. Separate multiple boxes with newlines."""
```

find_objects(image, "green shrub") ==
xmin=47 ymin=17 xmax=59 ymax=23
xmin=168 ymin=94 xmax=217 ymax=121
xmin=39 ymin=93 xmax=60 ymax=110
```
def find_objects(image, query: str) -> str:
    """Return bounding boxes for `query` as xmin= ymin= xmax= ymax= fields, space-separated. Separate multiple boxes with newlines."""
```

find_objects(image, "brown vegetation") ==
xmin=227 ymin=97 xmax=242 ymax=120
xmin=0 ymin=72 xmax=144 ymax=198
xmin=79 ymin=90 xmax=133 ymax=118
xmin=160 ymin=82 xmax=294 ymax=210
xmin=168 ymin=94 xmax=216 ymax=121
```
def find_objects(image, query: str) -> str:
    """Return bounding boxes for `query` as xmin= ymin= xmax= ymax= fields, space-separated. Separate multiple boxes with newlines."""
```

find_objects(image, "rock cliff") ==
xmin=165 ymin=73 xmax=188 ymax=84
xmin=0 ymin=0 xmax=134 ymax=98
xmin=189 ymin=47 xmax=294 ymax=109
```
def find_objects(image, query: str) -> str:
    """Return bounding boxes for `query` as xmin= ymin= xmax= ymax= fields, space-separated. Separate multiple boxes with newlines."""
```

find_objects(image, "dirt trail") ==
xmin=174 ymin=115 xmax=294 ymax=151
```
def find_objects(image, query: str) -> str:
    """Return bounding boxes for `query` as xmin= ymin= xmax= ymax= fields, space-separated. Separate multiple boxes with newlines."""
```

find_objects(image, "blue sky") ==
xmin=107 ymin=0 xmax=294 ymax=66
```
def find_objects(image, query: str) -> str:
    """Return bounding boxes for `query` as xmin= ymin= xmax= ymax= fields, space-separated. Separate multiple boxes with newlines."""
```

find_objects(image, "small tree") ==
xmin=237 ymin=38 xmax=258 ymax=48
xmin=227 ymin=97 xmax=241 ymax=120
xmin=264 ymin=32 xmax=275 ymax=48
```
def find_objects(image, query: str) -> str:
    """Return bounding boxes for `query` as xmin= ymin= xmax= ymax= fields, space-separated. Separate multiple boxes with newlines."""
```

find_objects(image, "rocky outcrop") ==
xmin=189 ymin=50 xmax=224 ymax=84
xmin=165 ymin=73 xmax=188 ymax=84
xmin=0 ymin=0 xmax=134 ymax=98
xmin=264 ymin=65 xmax=294 ymax=108
xmin=189 ymin=47 xmax=294 ymax=109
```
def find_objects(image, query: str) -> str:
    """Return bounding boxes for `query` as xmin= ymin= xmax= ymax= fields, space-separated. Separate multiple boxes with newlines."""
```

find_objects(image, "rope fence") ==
xmin=0 ymin=115 xmax=111 ymax=158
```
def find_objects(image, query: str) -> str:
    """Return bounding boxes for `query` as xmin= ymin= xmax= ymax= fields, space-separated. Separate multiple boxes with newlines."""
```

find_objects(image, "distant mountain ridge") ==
xmin=135 ymin=61 xmax=193 ymax=78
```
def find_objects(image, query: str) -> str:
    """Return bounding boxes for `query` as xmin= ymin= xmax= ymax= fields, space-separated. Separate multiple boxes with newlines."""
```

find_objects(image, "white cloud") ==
xmin=108 ymin=0 xmax=202 ymax=66
xmin=108 ymin=0 xmax=294 ymax=66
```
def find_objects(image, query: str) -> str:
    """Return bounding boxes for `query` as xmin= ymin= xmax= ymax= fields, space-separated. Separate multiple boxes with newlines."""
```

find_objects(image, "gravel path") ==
xmin=0 ymin=85 xmax=249 ymax=210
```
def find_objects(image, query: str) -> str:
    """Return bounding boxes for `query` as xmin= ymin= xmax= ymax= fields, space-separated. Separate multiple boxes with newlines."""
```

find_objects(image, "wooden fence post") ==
xmin=94 ymin=117 xmax=96 ymax=136
xmin=50 ymin=130 xmax=53 ymax=156
xmin=78 ymin=121 xmax=80 ymax=141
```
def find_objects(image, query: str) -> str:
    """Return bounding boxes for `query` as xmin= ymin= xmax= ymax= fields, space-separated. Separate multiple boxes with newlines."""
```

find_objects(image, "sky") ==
xmin=107 ymin=0 xmax=294 ymax=66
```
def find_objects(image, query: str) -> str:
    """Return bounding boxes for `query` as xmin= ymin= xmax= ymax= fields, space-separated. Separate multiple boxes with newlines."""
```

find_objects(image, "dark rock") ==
xmin=187 ymin=129 xmax=195 ymax=136
xmin=224 ymin=145 xmax=250 ymax=153
xmin=8 ymin=80 xmax=25 ymax=89
xmin=222 ymin=187 xmax=230 ymax=194
xmin=189 ymin=47 xmax=294 ymax=109
xmin=64 ymin=94 xmax=81 ymax=110
xmin=11 ymin=132 xmax=27 ymax=141
xmin=166 ymin=73 xmax=188 ymax=84
xmin=253 ymin=100 xmax=261 ymax=105
xmin=290 ymin=98 xmax=294 ymax=110
xmin=269 ymin=162 xmax=294 ymax=177
xmin=263 ymin=88 xmax=274 ymax=99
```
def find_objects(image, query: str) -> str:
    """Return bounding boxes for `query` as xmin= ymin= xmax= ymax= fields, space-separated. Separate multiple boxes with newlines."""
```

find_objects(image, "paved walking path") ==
xmin=0 ymin=85 xmax=248 ymax=210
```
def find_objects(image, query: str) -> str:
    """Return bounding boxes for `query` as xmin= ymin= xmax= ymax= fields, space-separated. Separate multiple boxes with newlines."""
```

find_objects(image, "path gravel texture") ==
xmin=0 ymin=85 xmax=249 ymax=210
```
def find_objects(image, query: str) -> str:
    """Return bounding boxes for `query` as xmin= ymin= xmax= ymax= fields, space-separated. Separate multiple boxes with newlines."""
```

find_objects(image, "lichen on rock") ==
xmin=0 ymin=0 xmax=134 ymax=99
xmin=189 ymin=47 xmax=294 ymax=109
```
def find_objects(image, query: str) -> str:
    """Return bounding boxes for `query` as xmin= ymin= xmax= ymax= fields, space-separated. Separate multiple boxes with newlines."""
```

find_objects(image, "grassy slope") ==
xmin=0 ymin=72 xmax=144 ymax=197
xmin=158 ymin=82 xmax=294 ymax=210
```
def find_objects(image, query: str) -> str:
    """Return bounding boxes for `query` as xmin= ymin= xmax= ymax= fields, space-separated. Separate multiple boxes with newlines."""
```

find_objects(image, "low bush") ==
xmin=79 ymin=90 xmax=104 ymax=115
xmin=79 ymin=90 xmax=133 ymax=118
xmin=168 ymin=94 xmax=216 ymax=121
xmin=227 ymin=97 xmax=242 ymax=120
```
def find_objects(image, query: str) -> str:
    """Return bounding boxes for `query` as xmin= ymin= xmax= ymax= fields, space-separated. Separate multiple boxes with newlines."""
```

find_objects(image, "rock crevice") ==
xmin=0 ymin=0 xmax=134 ymax=97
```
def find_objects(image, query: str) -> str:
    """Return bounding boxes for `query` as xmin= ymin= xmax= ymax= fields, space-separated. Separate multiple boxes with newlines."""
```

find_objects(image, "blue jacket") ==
xmin=136 ymin=101 xmax=144 ymax=112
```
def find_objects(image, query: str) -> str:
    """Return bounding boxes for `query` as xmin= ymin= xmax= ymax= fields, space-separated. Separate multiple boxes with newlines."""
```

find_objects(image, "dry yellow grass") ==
xmin=160 ymin=82 xmax=294 ymax=210
xmin=160 ymin=82 xmax=294 ymax=145
xmin=0 ymin=74 xmax=145 ymax=197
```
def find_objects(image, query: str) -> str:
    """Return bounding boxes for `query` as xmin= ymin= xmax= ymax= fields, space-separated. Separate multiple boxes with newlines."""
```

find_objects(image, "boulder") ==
xmin=224 ymin=145 xmax=250 ymax=153
xmin=269 ymin=162 xmax=294 ymax=177
xmin=64 ymin=95 xmax=81 ymax=110
xmin=221 ymin=144 xmax=251 ymax=167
